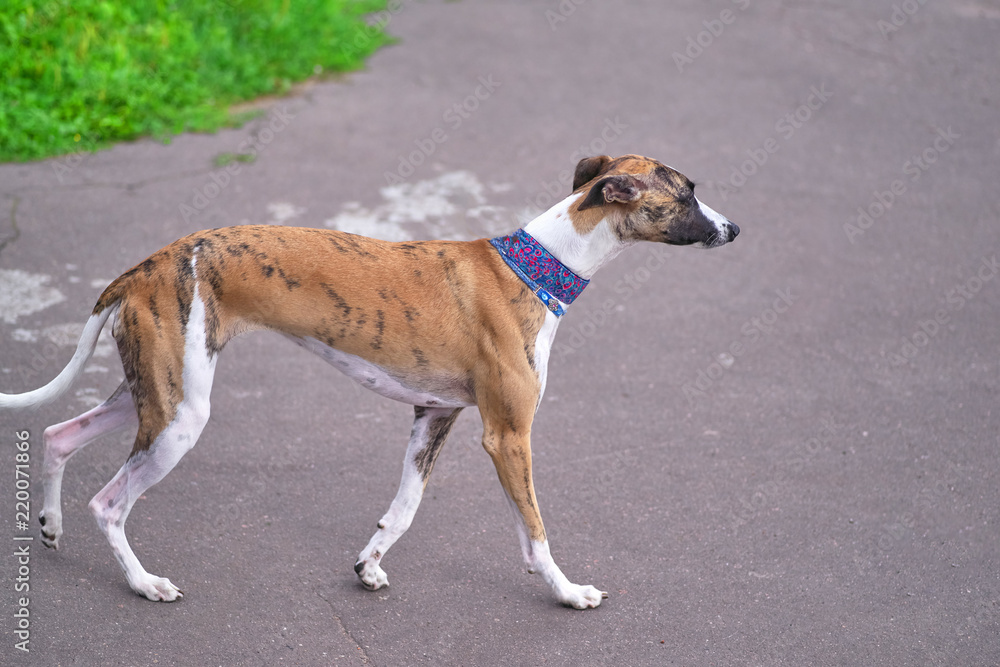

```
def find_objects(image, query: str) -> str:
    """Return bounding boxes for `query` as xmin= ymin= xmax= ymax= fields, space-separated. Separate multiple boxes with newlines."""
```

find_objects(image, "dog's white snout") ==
xmin=697 ymin=198 xmax=738 ymax=246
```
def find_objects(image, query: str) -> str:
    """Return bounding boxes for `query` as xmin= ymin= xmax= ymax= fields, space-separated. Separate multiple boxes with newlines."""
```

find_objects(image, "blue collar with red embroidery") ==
xmin=488 ymin=229 xmax=589 ymax=317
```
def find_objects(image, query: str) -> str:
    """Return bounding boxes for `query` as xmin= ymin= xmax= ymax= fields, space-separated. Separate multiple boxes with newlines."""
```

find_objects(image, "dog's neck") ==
xmin=522 ymin=194 xmax=635 ymax=280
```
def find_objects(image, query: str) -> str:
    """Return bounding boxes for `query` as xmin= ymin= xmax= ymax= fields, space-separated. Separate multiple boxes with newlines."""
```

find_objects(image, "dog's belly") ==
xmin=286 ymin=335 xmax=475 ymax=408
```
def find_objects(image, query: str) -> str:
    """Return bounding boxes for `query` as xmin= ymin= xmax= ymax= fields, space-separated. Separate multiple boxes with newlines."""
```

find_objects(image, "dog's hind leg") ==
xmin=39 ymin=382 xmax=137 ymax=549
xmin=89 ymin=347 xmax=216 ymax=601
xmin=355 ymin=406 xmax=462 ymax=590
xmin=90 ymin=278 xmax=218 ymax=601
xmin=89 ymin=411 xmax=209 ymax=600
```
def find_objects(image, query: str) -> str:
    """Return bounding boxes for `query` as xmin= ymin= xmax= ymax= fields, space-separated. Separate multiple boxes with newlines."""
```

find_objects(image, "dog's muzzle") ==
xmin=696 ymin=198 xmax=739 ymax=247
xmin=725 ymin=222 xmax=740 ymax=242
xmin=702 ymin=222 xmax=738 ymax=248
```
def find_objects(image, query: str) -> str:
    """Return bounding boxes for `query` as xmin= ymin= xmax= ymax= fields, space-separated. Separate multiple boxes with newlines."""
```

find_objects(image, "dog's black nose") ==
xmin=727 ymin=223 xmax=740 ymax=242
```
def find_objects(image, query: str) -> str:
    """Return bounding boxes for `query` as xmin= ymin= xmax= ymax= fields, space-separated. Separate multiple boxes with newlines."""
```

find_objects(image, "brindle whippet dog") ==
xmin=0 ymin=155 xmax=738 ymax=609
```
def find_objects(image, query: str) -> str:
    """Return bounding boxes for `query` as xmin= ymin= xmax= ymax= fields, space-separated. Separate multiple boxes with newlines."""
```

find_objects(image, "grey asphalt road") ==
xmin=1 ymin=1 xmax=998 ymax=665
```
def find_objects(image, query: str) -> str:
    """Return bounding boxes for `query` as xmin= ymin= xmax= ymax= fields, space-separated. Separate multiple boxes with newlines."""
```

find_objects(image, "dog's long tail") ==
xmin=0 ymin=303 xmax=119 ymax=411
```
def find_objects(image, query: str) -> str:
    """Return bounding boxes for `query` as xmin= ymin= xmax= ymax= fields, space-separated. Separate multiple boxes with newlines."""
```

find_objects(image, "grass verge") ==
xmin=0 ymin=0 xmax=392 ymax=162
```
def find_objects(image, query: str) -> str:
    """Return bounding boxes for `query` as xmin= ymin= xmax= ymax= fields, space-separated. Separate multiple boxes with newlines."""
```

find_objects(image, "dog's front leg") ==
xmin=480 ymin=404 xmax=608 ymax=609
xmin=355 ymin=406 xmax=462 ymax=590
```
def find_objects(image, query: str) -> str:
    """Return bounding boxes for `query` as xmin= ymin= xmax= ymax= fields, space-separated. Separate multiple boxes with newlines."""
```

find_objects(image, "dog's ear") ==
xmin=576 ymin=174 xmax=644 ymax=211
xmin=573 ymin=155 xmax=614 ymax=191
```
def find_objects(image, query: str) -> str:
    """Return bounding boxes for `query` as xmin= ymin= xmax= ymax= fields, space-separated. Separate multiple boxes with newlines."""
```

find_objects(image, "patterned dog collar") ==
xmin=488 ymin=229 xmax=589 ymax=317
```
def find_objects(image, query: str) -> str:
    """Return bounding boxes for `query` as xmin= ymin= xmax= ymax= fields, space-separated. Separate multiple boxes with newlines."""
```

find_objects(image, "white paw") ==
xmin=557 ymin=583 xmax=608 ymax=610
xmin=354 ymin=560 xmax=389 ymax=590
xmin=134 ymin=575 xmax=184 ymax=602
xmin=38 ymin=510 xmax=62 ymax=549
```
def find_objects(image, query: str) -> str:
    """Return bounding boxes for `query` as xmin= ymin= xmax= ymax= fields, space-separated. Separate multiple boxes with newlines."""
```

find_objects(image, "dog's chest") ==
xmin=532 ymin=311 xmax=559 ymax=406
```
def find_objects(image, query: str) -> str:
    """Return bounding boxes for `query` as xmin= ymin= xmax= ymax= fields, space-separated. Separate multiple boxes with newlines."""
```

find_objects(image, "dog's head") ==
xmin=569 ymin=154 xmax=738 ymax=248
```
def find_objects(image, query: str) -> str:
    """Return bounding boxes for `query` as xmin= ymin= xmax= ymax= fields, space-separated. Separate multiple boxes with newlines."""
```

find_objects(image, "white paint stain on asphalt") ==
xmin=0 ymin=268 xmax=66 ymax=323
xmin=267 ymin=202 xmax=306 ymax=225
xmin=324 ymin=171 xmax=513 ymax=241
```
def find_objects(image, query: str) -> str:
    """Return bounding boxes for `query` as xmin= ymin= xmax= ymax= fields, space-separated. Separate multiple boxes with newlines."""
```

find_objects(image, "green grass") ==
xmin=0 ymin=0 xmax=392 ymax=162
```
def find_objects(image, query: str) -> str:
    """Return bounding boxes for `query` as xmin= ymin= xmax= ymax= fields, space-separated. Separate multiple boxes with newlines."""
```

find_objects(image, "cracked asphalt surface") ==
xmin=1 ymin=1 xmax=998 ymax=664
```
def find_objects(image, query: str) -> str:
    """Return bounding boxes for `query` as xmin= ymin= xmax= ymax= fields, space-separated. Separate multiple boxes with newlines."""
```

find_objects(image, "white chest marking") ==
xmin=285 ymin=335 xmax=474 ymax=408
xmin=533 ymin=310 xmax=560 ymax=409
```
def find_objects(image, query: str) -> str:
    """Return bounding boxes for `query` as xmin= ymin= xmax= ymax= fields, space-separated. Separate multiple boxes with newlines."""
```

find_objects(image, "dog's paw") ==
xmin=38 ymin=510 xmax=62 ymax=549
xmin=556 ymin=583 xmax=608 ymax=610
xmin=133 ymin=575 xmax=184 ymax=602
xmin=354 ymin=560 xmax=389 ymax=591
